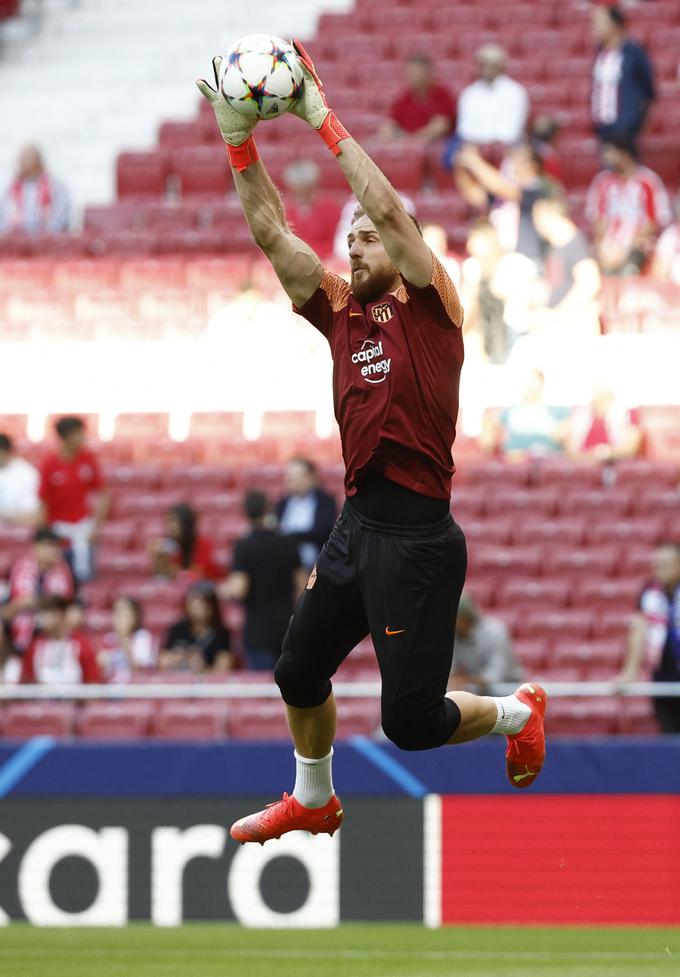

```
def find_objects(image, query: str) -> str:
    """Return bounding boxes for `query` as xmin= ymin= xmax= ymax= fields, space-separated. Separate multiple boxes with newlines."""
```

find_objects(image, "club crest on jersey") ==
xmin=371 ymin=301 xmax=393 ymax=323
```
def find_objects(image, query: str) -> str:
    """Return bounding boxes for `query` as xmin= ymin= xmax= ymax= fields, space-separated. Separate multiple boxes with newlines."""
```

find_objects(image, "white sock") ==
xmin=491 ymin=695 xmax=531 ymax=735
xmin=292 ymin=749 xmax=334 ymax=809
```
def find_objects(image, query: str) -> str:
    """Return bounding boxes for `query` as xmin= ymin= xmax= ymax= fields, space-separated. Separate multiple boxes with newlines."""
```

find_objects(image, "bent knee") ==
xmin=274 ymin=628 xmax=331 ymax=709
xmin=382 ymin=698 xmax=461 ymax=751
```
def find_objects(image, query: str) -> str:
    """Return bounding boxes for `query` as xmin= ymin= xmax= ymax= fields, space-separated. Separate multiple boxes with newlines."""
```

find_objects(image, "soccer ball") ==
xmin=219 ymin=34 xmax=303 ymax=121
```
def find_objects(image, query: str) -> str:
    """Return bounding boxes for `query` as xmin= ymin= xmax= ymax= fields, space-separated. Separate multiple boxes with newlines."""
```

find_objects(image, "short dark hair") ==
xmin=408 ymin=53 xmax=432 ymax=69
xmin=0 ymin=433 xmax=12 ymax=453
xmin=289 ymin=457 xmax=317 ymax=476
xmin=351 ymin=205 xmax=423 ymax=237
xmin=33 ymin=527 xmax=62 ymax=545
xmin=601 ymin=130 xmax=636 ymax=157
xmin=604 ymin=5 xmax=627 ymax=28
xmin=113 ymin=595 xmax=144 ymax=631
xmin=244 ymin=490 xmax=268 ymax=521
xmin=41 ymin=594 xmax=70 ymax=613
xmin=55 ymin=416 xmax=85 ymax=440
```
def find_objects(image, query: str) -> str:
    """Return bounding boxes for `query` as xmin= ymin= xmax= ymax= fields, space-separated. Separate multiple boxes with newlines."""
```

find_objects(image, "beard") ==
xmin=350 ymin=264 xmax=399 ymax=305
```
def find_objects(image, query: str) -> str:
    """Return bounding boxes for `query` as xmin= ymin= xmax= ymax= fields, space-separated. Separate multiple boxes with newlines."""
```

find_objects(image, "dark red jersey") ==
xmin=294 ymin=255 xmax=464 ymax=500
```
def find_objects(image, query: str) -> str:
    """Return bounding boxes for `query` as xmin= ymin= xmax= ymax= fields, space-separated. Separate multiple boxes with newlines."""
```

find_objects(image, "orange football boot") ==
xmin=230 ymin=792 xmax=343 ymax=844
xmin=505 ymin=683 xmax=547 ymax=789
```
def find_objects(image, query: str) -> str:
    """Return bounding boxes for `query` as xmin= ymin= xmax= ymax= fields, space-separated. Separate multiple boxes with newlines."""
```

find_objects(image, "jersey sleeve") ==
xmin=293 ymin=270 xmax=350 ymax=339
xmin=401 ymin=253 xmax=464 ymax=329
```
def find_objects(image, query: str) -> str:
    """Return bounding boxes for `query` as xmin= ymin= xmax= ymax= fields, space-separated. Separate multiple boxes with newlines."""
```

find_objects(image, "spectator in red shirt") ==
xmin=1 ymin=527 xmax=74 ymax=653
xmin=586 ymin=132 xmax=671 ymax=275
xmin=39 ymin=416 xmax=110 ymax=583
xmin=282 ymin=160 xmax=342 ymax=260
xmin=567 ymin=386 xmax=643 ymax=462
xmin=150 ymin=502 xmax=221 ymax=583
xmin=21 ymin=594 xmax=101 ymax=685
xmin=381 ymin=54 xmax=456 ymax=144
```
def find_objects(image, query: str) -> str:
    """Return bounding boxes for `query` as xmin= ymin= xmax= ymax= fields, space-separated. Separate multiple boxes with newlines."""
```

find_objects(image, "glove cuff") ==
xmin=226 ymin=136 xmax=259 ymax=172
xmin=317 ymin=112 xmax=351 ymax=156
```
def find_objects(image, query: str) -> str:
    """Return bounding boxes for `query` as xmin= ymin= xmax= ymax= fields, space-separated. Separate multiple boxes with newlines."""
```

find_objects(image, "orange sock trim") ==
xmin=226 ymin=136 xmax=259 ymax=172
xmin=318 ymin=112 xmax=351 ymax=156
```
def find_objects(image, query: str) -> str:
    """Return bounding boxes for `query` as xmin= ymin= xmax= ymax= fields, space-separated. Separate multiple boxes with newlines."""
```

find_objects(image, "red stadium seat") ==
xmin=487 ymin=489 xmax=559 ymax=517
xmin=2 ymin=702 xmax=75 ymax=738
xmin=172 ymin=147 xmax=231 ymax=197
xmin=618 ymin=697 xmax=659 ymax=735
xmin=591 ymin=610 xmax=634 ymax=641
xmin=516 ymin=609 xmax=594 ymax=641
xmin=513 ymin=639 xmax=548 ymax=673
xmin=544 ymin=547 xmax=619 ymax=578
xmin=336 ymin=698 xmax=381 ymax=737
xmin=546 ymin=698 xmax=618 ymax=736
xmin=227 ymin=699 xmax=290 ymax=739
xmin=572 ymin=579 xmax=645 ymax=611
xmin=154 ymin=701 xmax=227 ymax=739
xmin=497 ymin=578 xmax=572 ymax=611
xmin=585 ymin=517 xmax=665 ymax=548
xmin=116 ymin=151 xmax=168 ymax=198
xmin=553 ymin=639 xmax=624 ymax=674
xmin=631 ymin=488 xmax=680 ymax=519
xmin=455 ymin=518 xmax=513 ymax=547
xmin=158 ymin=120 xmax=205 ymax=150
xmin=557 ymin=489 xmax=633 ymax=518
xmin=469 ymin=546 xmax=543 ymax=578
xmin=514 ymin=517 xmax=587 ymax=548
xmin=78 ymin=701 xmax=154 ymax=739
xmin=461 ymin=460 xmax=531 ymax=488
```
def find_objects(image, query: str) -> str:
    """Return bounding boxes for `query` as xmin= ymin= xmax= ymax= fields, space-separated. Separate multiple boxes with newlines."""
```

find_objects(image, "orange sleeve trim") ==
xmin=319 ymin=270 xmax=351 ymax=312
xmin=431 ymin=254 xmax=464 ymax=328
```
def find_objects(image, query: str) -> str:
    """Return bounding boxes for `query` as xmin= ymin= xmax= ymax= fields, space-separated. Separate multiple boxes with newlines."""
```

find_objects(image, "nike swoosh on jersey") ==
xmin=385 ymin=627 xmax=406 ymax=636
xmin=349 ymin=311 xmax=364 ymax=317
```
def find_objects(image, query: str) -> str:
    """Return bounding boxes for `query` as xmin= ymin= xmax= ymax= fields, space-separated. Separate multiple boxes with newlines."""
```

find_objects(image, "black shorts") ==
xmin=275 ymin=501 xmax=468 ymax=750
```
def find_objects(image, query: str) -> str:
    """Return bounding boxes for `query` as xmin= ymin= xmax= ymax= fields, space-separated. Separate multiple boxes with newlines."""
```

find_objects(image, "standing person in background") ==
xmin=380 ymin=54 xmax=456 ymax=145
xmin=455 ymin=45 xmax=529 ymax=148
xmin=160 ymin=583 xmax=233 ymax=674
xmin=0 ymin=145 xmax=70 ymax=235
xmin=150 ymin=502 xmax=221 ymax=582
xmin=449 ymin=595 xmax=523 ymax=695
xmin=277 ymin=458 xmax=337 ymax=570
xmin=617 ymin=544 xmax=680 ymax=733
xmin=591 ymin=3 xmax=654 ymax=148
xmin=282 ymin=160 xmax=341 ymax=260
xmin=0 ymin=433 xmax=40 ymax=527
xmin=223 ymin=490 xmax=306 ymax=671
xmin=39 ymin=417 xmax=109 ymax=583
xmin=586 ymin=133 xmax=671 ymax=275
xmin=2 ymin=528 xmax=74 ymax=653
xmin=21 ymin=595 xmax=100 ymax=685
xmin=99 ymin=596 xmax=156 ymax=682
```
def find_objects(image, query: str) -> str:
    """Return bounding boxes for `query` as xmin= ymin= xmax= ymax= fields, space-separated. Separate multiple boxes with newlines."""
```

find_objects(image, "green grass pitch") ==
xmin=2 ymin=924 xmax=677 ymax=977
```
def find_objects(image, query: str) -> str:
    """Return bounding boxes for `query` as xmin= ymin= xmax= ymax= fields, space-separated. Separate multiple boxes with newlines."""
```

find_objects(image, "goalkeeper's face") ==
xmin=348 ymin=215 xmax=401 ymax=305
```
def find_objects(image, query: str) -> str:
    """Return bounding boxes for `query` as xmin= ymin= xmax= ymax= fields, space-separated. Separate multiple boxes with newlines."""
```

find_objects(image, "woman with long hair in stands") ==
xmin=160 ymin=582 xmax=233 ymax=674
xmin=150 ymin=502 xmax=221 ymax=582
xmin=99 ymin=595 xmax=157 ymax=683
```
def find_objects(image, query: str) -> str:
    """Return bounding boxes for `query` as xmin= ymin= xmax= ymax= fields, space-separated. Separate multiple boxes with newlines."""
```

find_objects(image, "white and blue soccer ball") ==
xmin=219 ymin=34 xmax=304 ymax=121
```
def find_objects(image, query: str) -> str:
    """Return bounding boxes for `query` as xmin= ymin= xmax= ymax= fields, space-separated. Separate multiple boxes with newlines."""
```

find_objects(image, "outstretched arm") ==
xmin=197 ymin=56 xmax=323 ymax=308
xmin=290 ymin=42 xmax=433 ymax=288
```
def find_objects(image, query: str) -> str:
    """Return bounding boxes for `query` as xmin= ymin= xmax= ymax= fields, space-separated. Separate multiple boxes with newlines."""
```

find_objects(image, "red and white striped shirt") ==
xmin=586 ymin=166 xmax=671 ymax=248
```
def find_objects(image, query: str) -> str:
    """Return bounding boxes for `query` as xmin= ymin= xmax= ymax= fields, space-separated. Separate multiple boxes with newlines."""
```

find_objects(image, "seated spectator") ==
xmin=456 ymin=143 xmax=551 ymax=261
xmin=39 ymin=416 xmax=110 ymax=583
xmin=2 ymin=527 xmax=74 ymax=653
xmin=617 ymin=543 xmax=680 ymax=733
xmin=160 ymin=582 xmax=233 ymax=674
xmin=282 ymin=160 xmax=342 ymax=260
xmin=455 ymin=43 xmax=528 ymax=148
xmin=0 ymin=618 xmax=21 ymax=684
xmin=0 ymin=433 xmax=40 ymax=527
xmin=460 ymin=219 xmax=508 ymax=363
xmin=591 ymin=3 xmax=654 ymax=148
xmin=652 ymin=191 xmax=680 ymax=284
xmin=21 ymin=595 xmax=101 ymax=685
xmin=449 ymin=594 xmax=523 ymax=694
xmin=99 ymin=596 xmax=156 ymax=682
xmin=567 ymin=386 xmax=643 ymax=461
xmin=0 ymin=145 xmax=70 ymax=235
xmin=223 ymin=490 xmax=305 ymax=671
xmin=277 ymin=458 xmax=337 ymax=570
xmin=531 ymin=193 xmax=602 ymax=338
xmin=151 ymin=502 xmax=221 ymax=582
xmin=481 ymin=369 xmax=569 ymax=458
xmin=380 ymin=54 xmax=456 ymax=144
xmin=530 ymin=115 xmax=561 ymax=182
xmin=586 ymin=133 xmax=671 ymax=275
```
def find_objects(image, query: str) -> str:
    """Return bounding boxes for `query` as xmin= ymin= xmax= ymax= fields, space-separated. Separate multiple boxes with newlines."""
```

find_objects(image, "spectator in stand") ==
xmin=531 ymin=193 xmax=602 ymax=338
xmin=0 ymin=145 xmax=70 ymax=235
xmin=1 ymin=527 xmax=74 ymax=653
xmin=591 ymin=3 xmax=654 ymax=148
xmin=456 ymin=143 xmax=552 ymax=262
xmin=0 ymin=618 xmax=21 ymax=684
xmin=380 ymin=54 xmax=456 ymax=144
xmin=460 ymin=219 xmax=508 ymax=364
xmin=530 ymin=115 xmax=562 ymax=183
xmin=39 ymin=416 xmax=109 ymax=583
xmin=448 ymin=594 xmax=523 ymax=695
xmin=617 ymin=543 xmax=680 ymax=733
xmin=160 ymin=582 xmax=233 ymax=674
xmin=586 ymin=133 xmax=671 ymax=275
xmin=282 ymin=160 xmax=342 ymax=260
xmin=21 ymin=595 xmax=101 ymax=685
xmin=456 ymin=45 xmax=529 ymax=147
xmin=567 ymin=385 xmax=643 ymax=461
xmin=0 ymin=433 xmax=40 ymax=527
xmin=481 ymin=368 xmax=569 ymax=458
xmin=277 ymin=458 xmax=338 ymax=570
xmin=150 ymin=502 xmax=221 ymax=582
xmin=223 ymin=490 xmax=306 ymax=671
xmin=652 ymin=191 xmax=680 ymax=284
xmin=98 ymin=596 xmax=156 ymax=682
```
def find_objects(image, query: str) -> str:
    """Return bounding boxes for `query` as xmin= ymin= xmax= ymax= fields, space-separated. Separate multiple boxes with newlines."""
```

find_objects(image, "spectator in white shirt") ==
xmin=457 ymin=45 xmax=528 ymax=146
xmin=276 ymin=459 xmax=338 ymax=570
xmin=449 ymin=594 xmax=523 ymax=695
xmin=0 ymin=145 xmax=70 ymax=235
xmin=99 ymin=595 xmax=157 ymax=682
xmin=0 ymin=434 xmax=40 ymax=527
